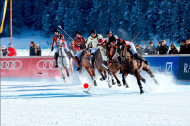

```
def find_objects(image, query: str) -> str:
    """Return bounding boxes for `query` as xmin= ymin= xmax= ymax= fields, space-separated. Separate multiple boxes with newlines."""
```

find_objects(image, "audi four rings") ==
xmin=0 ymin=60 xmax=22 ymax=70
xmin=37 ymin=60 xmax=56 ymax=70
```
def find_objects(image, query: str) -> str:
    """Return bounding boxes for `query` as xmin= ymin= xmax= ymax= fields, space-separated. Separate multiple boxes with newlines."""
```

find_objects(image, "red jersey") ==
xmin=52 ymin=34 xmax=66 ymax=49
xmin=7 ymin=47 xmax=17 ymax=56
xmin=73 ymin=36 xmax=86 ymax=51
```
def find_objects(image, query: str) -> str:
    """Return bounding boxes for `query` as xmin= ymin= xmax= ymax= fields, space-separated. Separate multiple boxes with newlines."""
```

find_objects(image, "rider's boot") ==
xmin=54 ymin=52 xmax=59 ymax=68
xmin=91 ymin=53 xmax=95 ymax=69
xmin=74 ymin=56 xmax=81 ymax=71
xmin=134 ymin=53 xmax=148 ymax=65
xmin=118 ymin=56 xmax=123 ymax=74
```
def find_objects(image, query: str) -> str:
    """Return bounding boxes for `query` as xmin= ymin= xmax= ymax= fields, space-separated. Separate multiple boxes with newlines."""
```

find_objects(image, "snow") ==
xmin=1 ymin=71 xmax=190 ymax=126
xmin=1 ymin=36 xmax=190 ymax=126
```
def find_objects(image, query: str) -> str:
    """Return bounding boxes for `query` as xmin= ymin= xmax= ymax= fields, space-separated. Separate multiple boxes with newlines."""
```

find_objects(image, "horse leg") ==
xmin=142 ymin=67 xmax=159 ymax=85
xmin=61 ymin=68 xmax=66 ymax=81
xmin=107 ymin=72 xmax=112 ymax=88
xmin=111 ymin=75 xmax=116 ymax=85
xmin=122 ymin=73 xmax=129 ymax=88
xmin=85 ymin=67 xmax=97 ymax=86
xmin=113 ymin=73 xmax=121 ymax=87
xmin=65 ymin=68 xmax=70 ymax=77
xmin=100 ymin=69 xmax=107 ymax=81
xmin=139 ymin=74 xmax=146 ymax=83
xmin=134 ymin=70 xmax=144 ymax=94
xmin=69 ymin=59 xmax=73 ymax=76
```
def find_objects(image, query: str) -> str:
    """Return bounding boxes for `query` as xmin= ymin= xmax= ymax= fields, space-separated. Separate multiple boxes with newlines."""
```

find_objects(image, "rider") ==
xmin=51 ymin=29 xmax=74 ymax=68
xmin=85 ymin=30 xmax=105 ymax=69
xmin=114 ymin=36 xmax=148 ymax=65
xmin=73 ymin=31 xmax=86 ymax=71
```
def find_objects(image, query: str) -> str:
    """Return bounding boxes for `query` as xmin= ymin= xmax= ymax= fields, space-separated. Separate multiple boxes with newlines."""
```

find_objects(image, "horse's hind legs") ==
xmin=142 ymin=67 xmax=159 ymax=85
xmin=140 ymin=75 xmax=146 ymax=83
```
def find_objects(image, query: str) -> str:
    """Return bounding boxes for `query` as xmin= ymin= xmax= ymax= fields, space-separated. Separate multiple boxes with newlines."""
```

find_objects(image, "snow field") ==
xmin=1 ymin=71 xmax=190 ymax=126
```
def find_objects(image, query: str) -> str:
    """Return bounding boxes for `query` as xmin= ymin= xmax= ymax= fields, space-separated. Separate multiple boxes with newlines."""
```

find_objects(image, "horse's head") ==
xmin=57 ymin=39 xmax=63 ymax=49
xmin=82 ymin=49 xmax=91 ymax=58
xmin=122 ymin=45 xmax=132 ymax=61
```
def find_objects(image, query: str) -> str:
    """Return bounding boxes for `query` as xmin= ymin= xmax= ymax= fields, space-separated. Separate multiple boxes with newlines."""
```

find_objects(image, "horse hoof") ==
xmin=109 ymin=85 xmax=112 ymax=88
xmin=118 ymin=83 xmax=121 ymax=87
xmin=112 ymin=82 xmax=116 ymax=85
xmin=63 ymin=77 xmax=65 ymax=80
xmin=67 ymin=74 xmax=70 ymax=77
xmin=94 ymin=81 xmax=97 ymax=86
xmin=140 ymin=90 xmax=144 ymax=94
xmin=142 ymin=79 xmax=146 ymax=83
xmin=100 ymin=78 xmax=104 ymax=81
xmin=126 ymin=85 xmax=129 ymax=88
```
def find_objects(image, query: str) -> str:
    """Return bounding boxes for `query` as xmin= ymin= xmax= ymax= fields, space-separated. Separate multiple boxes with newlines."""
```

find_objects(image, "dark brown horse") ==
xmin=120 ymin=45 xmax=158 ymax=94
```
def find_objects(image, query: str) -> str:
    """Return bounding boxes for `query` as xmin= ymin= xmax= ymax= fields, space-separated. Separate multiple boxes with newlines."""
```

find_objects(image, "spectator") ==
xmin=34 ymin=43 xmax=41 ymax=56
xmin=136 ymin=44 xmax=144 ymax=56
xmin=1 ymin=46 xmax=9 ymax=56
xmin=186 ymin=39 xmax=190 ymax=54
xmin=29 ymin=41 xmax=35 ymax=56
xmin=156 ymin=41 xmax=162 ymax=54
xmin=158 ymin=40 xmax=169 ymax=54
xmin=169 ymin=43 xmax=178 ymax=54
xmin=144 ymin=42 xmax=156 ymax=55
xmin=179 ymin=40 xmax=186 ymax=54
xmin=7 ymin=43 xmax=17 ymax=56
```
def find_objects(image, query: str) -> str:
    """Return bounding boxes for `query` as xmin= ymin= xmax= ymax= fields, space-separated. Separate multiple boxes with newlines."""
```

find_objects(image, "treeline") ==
xmin=1 ymin=0 xmax=190 ymax=44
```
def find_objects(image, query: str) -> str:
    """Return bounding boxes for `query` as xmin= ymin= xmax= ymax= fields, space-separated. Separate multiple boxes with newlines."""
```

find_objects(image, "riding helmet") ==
xmin=54 ymin=29 xmax=59 ymax=33
xmin=75 ymin=31 xmax=81 ymax=35
xmin=106 ymin=30 xmax=112 ymax=35
xmin=91 ymin=30 xmax=96 ymax=34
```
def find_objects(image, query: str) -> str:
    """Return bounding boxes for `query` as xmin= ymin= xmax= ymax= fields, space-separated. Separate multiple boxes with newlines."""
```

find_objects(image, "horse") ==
xmin=120 ymin=45 xmax=158 ymax=94
xmin=105 ymin=45 xmax=122 ymax=88
xmin=57 ymin=39 xmax=73 ymax=80
xmin=79 ymin=49 xmax=107 ymax=86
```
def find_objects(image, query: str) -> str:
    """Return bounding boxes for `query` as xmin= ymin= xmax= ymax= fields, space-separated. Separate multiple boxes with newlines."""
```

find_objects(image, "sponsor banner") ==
xmin=0 ymin=57 xmax=73 ymax=78
xmin=177 ymin=56 xmax=190 ymax=81
xmin=144 ymin=56 xmax=179 ymax=77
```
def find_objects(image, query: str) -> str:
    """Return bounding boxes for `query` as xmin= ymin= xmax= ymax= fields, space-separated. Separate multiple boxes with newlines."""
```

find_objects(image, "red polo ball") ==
xmin=83 ymin=83 xmax=89 ymax=89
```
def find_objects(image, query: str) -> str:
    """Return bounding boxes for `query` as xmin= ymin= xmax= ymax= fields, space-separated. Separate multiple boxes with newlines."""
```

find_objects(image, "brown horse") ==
xmin=79 ymin=49 xmax=107 ymax=86
xmin=120 ymin=45 xmax=158 ymax=94
xmin=105 ymin=45 xmax=123 ymax=87
xmin=94 ymin=49 xmax=107 ymax=82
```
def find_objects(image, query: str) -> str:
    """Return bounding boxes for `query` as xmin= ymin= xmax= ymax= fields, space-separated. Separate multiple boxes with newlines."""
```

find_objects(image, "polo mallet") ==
xmin=83 ymin=63 xmax=109 ymax=94
xmin=48 ymin=51 xmax=52 ymax=56
xmin=58 ymin=26 xmax=79 ymax=46
xmin=131 ymin=32 xmax=140 ymax=42
xmin=83 ymin=74 xmax=101 ymax=94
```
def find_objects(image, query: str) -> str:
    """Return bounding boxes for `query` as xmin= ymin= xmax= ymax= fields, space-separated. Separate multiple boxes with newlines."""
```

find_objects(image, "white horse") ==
xmin=57 ymin=39 xmax=73 ymax=80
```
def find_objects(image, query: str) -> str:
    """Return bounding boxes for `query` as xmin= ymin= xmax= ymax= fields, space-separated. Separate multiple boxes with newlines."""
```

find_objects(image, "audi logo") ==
xmin=37 ymin=60 xmax=56 ymax=70
xmin=0 ymin=60 xmax=22 ymax=70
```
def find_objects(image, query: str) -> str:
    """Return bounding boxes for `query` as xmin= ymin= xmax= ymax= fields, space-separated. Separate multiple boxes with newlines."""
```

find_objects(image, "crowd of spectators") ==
xmin=136 ymin=39 xmax=190 ymax=55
